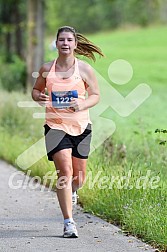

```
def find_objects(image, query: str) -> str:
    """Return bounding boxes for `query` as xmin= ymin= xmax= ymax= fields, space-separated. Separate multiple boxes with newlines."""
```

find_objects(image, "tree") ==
xmin=0 ymin=0 xmax=25 ymax=62
xmin=26 ymin=0 xmax=44 ymax=92
xmin=13 ymin=1 xmax=24 ymax=59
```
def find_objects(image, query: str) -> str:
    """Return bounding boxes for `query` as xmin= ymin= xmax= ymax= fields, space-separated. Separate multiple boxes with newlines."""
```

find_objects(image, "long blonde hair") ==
xmin=56 ymin=26 xmax=104 ymax=61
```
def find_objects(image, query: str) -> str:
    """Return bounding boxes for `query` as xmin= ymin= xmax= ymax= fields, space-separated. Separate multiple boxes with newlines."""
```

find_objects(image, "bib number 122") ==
xmin=55 ymin=96 xmax=72 ymax=104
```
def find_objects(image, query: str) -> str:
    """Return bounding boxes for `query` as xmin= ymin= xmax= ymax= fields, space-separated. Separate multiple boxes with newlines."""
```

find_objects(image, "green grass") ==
xmin=0 ymin=25 xmax=167 ymax=251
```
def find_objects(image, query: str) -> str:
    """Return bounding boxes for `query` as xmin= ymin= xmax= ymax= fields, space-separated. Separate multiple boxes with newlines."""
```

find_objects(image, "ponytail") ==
xmin=75 ymin=33 xmax=104 ymax=61
xmin=56 ymin=26 xmax=105 ymax=61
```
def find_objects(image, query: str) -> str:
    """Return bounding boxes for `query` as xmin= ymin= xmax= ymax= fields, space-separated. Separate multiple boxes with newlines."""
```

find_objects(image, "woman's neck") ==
xmin=56 ymin=55 xmax=75 ymax=69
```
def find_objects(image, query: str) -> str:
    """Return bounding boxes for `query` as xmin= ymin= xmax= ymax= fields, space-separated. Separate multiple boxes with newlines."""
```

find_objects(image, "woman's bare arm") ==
xmin=31 ymin=63 xmax=51 ymax=105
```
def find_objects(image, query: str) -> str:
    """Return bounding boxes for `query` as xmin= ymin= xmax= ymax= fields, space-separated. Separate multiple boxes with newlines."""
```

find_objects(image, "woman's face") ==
xmin=56 ymin=31 xmax=77 ymax=56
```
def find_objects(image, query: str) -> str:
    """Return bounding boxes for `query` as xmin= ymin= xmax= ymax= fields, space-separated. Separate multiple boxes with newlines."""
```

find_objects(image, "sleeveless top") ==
xmin=45 ymin=57 xmax=92 ymax=136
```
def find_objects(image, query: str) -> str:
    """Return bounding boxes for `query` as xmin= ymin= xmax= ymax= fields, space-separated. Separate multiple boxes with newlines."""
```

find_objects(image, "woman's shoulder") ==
xmin=77 ymin=59 xmax=92 ymax=71
xmin=40 ymin=60 xmax=55 ymax=73
xmin=77 ymin=58 xmax=95 ymax=82
xmin=77 ymin=58 xmax=94 ymax=76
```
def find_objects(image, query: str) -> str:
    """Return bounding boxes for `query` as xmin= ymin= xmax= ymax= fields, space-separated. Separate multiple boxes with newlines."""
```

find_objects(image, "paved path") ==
xmin=0 ymin=160 xmax=156 ymax=252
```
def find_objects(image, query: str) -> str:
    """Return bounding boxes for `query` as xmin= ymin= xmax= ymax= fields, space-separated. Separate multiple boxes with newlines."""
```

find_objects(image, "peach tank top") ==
xmin=45 ymin=58 xmax=91 ymax=136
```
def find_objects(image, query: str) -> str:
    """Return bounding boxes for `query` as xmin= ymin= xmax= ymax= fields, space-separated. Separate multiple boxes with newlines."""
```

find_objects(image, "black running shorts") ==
xmin=44 ymin=124 xmax=92 ymax=161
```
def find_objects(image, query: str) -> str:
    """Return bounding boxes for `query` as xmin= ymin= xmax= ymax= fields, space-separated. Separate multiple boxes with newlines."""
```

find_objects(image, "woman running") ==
xmin=32 ymin=26 xmax=104 ymax=238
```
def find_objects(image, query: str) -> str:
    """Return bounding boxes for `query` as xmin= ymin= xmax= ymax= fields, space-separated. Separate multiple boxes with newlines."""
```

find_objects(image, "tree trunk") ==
xmin=26 ymin=0 xmax=44 ymax=92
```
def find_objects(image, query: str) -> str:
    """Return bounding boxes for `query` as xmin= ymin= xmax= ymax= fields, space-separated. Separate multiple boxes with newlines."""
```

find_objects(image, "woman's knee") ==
xmin=56 ymin=166 xmax=73 ymax=189
xmin=57 ymin=165 xmax=73 ymax=177
xmin=52 ymin=149 xmax=73 ymax=177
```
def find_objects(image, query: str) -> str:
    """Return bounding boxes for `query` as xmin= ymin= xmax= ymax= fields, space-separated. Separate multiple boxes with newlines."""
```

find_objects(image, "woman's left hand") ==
xmin=69 ymin=98 xmax=86 ymax=112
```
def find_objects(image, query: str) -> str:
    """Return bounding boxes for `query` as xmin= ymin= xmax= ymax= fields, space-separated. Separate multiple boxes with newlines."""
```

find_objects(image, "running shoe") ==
xmin=63 ymin=221 xmax=78 ymax=238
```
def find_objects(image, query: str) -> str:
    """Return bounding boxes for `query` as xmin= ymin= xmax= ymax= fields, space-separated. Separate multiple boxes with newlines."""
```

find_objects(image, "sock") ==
xmin=72 ymin=191 xmax=77 ymax=196
xmin=64 ymin=218 xmax=74 ymax=225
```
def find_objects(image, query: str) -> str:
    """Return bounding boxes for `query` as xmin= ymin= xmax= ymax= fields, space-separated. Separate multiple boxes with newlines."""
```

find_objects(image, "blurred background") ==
xmin=0 ymin=0 xmax=167 ymax=92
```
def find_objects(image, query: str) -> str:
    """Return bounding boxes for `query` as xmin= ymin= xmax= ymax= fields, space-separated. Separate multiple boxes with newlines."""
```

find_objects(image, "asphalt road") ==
xmin=0 ymin=160 xmax=156 ymax=252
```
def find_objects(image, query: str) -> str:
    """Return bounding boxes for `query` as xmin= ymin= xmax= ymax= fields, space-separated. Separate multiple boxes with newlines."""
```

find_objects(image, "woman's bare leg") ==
xmin=72 ymin=156 xmax=87 ymax=192
xmin=52 ymin=148 xmax=73 ymax=220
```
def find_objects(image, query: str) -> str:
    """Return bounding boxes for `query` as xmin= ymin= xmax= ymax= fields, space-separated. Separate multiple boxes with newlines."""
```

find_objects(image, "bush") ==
xmin=0 ymin=55 xmax=26 ymax=92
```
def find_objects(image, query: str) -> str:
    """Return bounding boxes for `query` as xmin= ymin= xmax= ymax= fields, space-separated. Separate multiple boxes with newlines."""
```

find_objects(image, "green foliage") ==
xmin=0 ymin=55 xmax=26 ymax=92
xmin=45 ymin=0 xmax=164 ymax=35
xmin=0 ymin=0 xmax=26 ymax=62
xmin=0 ymin=90 xmax=45 ymax=139
xmin=0 ymin=0 xmax=166 ymax=92
xmin=79 ymin=157 xmax=167 ymax=249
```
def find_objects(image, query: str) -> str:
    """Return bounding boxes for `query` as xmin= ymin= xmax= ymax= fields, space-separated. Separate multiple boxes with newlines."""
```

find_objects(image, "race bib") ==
xmin=51 ymin=90 xmax=78 ymax=109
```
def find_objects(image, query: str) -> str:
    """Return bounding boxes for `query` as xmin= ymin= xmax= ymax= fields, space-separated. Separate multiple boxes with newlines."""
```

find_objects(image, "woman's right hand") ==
xmin=32 ymin=89 xmax=49 ymax=106
xmin=38 ymin=92 xmax=50 ymax=106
